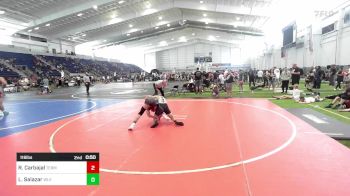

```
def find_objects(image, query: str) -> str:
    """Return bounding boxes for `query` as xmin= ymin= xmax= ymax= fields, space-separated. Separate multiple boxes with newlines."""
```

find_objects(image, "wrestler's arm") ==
xmin=133 ymin=104 xmax=149 ymax=123
xmin=128 ymin=104 xmax=150 ymax=130
xmin=146 ymin=110 xmax=154 ymax=118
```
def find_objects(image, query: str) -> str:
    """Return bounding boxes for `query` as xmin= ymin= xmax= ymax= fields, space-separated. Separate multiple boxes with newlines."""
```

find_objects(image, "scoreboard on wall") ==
xmin=194 ymin=57 xmax=212 ymax=63
xmin=16 ymin=153 xmax=99 ymax=186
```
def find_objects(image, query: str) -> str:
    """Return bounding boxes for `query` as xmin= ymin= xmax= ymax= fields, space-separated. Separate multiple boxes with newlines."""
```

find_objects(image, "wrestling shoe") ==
xmin=128 ymin=123 xmax=136 ymax=131
xmin=150 ymin=121 xmax=159 ymax=128
xmin=174 ymin=121 xmax=184 ymax=126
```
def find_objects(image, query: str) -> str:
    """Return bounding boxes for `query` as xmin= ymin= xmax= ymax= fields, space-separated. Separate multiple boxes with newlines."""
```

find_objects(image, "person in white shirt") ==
xmin=274 ymin=67 xmax=281 ymax=86
xmin=83 ymin=73 xmax=91 ymax=96
xmin=273 ymin=85 xmax=301 ymax=101
xmin=292 ymin=85 xmax=301 ymax=101
xmin=257 ymin=70 xmax=263 ymax=83
xmin=0 ymin=77 xmax=9 ymax=118
xmin=218 ymin=73 xmax=225 ymax=89
xmin=153 ymin=79 xmax=167 ymax=97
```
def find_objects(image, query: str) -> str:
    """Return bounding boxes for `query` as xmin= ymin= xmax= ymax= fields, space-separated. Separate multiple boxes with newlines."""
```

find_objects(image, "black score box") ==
xmin=16 ymin=153 xmax=100 ymax=186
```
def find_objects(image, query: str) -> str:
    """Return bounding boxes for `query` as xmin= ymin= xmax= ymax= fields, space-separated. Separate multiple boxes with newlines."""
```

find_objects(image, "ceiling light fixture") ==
xmin=155 ymin=26 xmax=159 ymax=29
xmin=205 ymin=21 xmax=209 ymax=25
xmin=45 ymin=23 xmax=50 ymax=27
xmin=82 ymin=34 xmax=86 ymax=37
xmin=28 ymin=29 xmax=32 ymax=32
xmin=236 ymin=17 xmax=240 ymax=21
xmin=192 ymin=33 xmax=196 ymax=36
xmin=0 ymin=10 xmax=5 ymax=14
xmin=127 ymin=33 xmax=130 ymax=36
xmin=158 ymin=16 xmax=163 ymax=20
xmin=203 ymin=13 xmax=207 ymax=17
xmin=34 ymin=27 xmax=39 ymax=30
xmin=129 ymin=24 xmax=133 ymax=28
xmin=167 ymin=24 xmax=171 ymax=27
xmin=93 ymin=5 xmax=98 ymax=10
xmin=200 ymin=1 xmax=204 ymax=3
xmin=118 ymin=0 xmax=125 ymax=4
xmin=77 ymin=13 xmax=83 ymax=17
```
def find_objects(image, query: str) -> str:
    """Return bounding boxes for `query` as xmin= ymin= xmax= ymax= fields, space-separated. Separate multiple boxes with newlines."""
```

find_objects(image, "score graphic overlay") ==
xmin=16 ymin=153 xmax=99 ymax=186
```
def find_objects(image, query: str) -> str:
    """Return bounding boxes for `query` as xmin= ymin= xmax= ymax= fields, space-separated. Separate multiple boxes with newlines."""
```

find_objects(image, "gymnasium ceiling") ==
xmin=0 ymin=0 xmax=275 ymax=51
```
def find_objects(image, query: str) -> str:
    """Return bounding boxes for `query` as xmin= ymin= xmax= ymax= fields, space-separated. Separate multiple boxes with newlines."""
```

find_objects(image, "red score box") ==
xmin=87 ymin=161 xmax=99 ymax=173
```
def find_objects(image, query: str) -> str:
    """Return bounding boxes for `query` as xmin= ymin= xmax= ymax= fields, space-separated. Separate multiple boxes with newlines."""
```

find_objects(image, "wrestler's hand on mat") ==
xmin=150 ymin=121 xmax=159 ymax=128
xmin=174 ymin=121 xmax=184 ymax=126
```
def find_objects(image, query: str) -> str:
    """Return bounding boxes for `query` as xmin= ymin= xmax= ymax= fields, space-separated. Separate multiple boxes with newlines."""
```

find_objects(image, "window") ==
xmin=344 ymin=10 xmax=350 ymax=25
xmin=322 ymin=23 xmax=335 ymax=34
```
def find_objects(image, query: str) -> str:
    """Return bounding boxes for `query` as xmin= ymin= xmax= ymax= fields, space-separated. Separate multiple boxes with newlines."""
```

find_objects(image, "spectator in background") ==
xmin=273 ymin=84 xmax=301 ymax=101
xmin=274 ymin=67 xmax=281 ymax=87
xmin=0 ymin=77 xmax=9 ymax=118
xmin=281 ymin=67 xmax=291 ymax=93
xmin=238 ymin=69 xmax=244 ymax=93
xmin=268 ymin=68 xmax=276 ymax=92
xmin=153 ymin=79 xmax=167 ymax=97
xmin=43 ymin=76 xmax=51 ymax=93
xmin=248 ymin=68 xmax=256 ymax=87
xmin=344 ymin=68 xmax=350 ymax=88
xmin=313 ymin=66 xmax=323 ymax=89
xmin=329 ymin=64 xmax=337 ymax=87
xmin=194 ymin=68 xmax=203 ymax=94
xmin=335 ymin=67 xmax=344 ymax=90
xmin=83 ymin=73 xmax=91 ymax=96
xmin=263 ymin=70 xmax=269 ymax=87
xmin=218 ymin=71 xmax=225 ymax=90
xmin=325 ymin=87 xmax=350 ymax=109
xmin=291 ymin=64 xmax=301 ymax=85
xmin=225 ymin=70 xmax=234 ymax=98
xmin=257 ymin=69 xmax=263 ymax=83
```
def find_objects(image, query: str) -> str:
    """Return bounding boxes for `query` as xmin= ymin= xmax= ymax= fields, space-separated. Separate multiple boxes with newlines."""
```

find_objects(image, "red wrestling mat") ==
xmin=1 ymin=99 xmax=350 ymax=196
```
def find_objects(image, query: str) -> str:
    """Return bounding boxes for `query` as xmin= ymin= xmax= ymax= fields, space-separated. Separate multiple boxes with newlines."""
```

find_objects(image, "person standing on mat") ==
xmin=0 ymin=77 xmax=9 ymax=118
xmin=128 ymin=95 xmax=184 ymax=130
xmin=153 ymin=79 xmax=167 ymax=97
xmin=194 ymin=68 xmax=203 ymax=94
xmin=83 ymin=73 xmax=91 ymax=96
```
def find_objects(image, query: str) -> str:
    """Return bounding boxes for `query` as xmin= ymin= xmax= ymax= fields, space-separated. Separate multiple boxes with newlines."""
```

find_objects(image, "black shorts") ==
xmin=340 ymin=93 xmax=350 ymax=100
xmin=155 ymin=104 xmax=171 ymax=116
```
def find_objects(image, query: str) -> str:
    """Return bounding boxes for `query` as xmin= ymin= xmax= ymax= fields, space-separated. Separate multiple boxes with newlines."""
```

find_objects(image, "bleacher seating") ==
xmin=0 ymin=51 xmax=142 ymax=79
xmin=0 ymin=65 xmax=20 ymax=77
xmin=0 ymin=51 xmax=34 ymax=68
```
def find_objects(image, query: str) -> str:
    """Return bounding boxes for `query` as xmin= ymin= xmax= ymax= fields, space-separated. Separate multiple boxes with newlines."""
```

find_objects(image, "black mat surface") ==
xmin=287 ymin=108 xmax=350 ymax=139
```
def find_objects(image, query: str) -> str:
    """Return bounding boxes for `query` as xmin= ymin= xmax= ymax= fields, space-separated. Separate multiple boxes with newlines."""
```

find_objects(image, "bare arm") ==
xmin=132 ymin=104 xmax=150 ymax=124
xmin=146 ymin=110 xmax=154 ymax=118
xmin=0 ymin=77 xmax=7 ymax=87
xmin=339 ymin=108 xmax=350 ymax=112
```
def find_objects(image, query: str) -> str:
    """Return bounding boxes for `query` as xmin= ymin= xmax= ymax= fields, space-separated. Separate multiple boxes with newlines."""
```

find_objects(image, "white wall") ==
xmin=155 ymin=42 xmax=240 ymax=71
xmin=0 ymin=35 xmax=75 ymax=55
xmin=144 ymin=52 xmax=156 ymax=72
xmin=250 ymin=3 xmax=350 ymax=69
